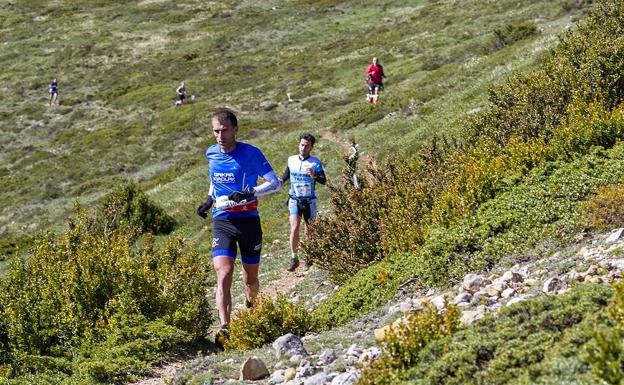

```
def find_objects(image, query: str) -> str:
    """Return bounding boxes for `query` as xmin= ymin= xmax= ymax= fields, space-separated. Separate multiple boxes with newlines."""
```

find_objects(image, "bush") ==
xmin=98 ymin=180 xmax=176 ymax=235
xmin=0 ymin=207 xmax=212 ymax=380
xmin=358 ymin=304 xmax=460 ymax=385
xmin=487 ymin=20 xmax=539 ymax=52
xmin=225 ymin=295 xmax=317 ymax=351
xmin=582 ymin=183 xmax=624 ymax=229
xmin=586 ymin=281 xmax=624 ymax=384
xmin=310 ymin=0 xmax=624 ymax=319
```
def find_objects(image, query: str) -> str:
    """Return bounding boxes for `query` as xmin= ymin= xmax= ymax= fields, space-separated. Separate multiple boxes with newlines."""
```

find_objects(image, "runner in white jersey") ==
xmin=280 ymin=133 xmax=326 ymax=271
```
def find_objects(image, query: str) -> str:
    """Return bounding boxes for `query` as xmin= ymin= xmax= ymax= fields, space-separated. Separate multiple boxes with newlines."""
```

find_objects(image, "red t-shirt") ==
xmin=365 ymin=64 xmax=385 ymax=84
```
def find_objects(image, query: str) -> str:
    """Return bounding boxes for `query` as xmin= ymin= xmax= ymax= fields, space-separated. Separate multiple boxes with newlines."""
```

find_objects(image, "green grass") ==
xmin=0 ymin=0 xmax=585 ymax=241
xmin=0 ymin=0 xmax=601 ymax=383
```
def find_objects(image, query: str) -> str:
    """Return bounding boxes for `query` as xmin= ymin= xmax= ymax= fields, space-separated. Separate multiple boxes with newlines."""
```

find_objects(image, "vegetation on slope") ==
xmin=308 ymin=0 xmax=624 ymax=324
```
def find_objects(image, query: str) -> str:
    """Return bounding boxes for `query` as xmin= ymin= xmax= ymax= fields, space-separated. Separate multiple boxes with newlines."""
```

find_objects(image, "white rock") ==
xmin=273 ymin=333 xmax=308 ymax=359
xmin=240 ymin=356 xmax=270 ymax=380
xmin=304 ymin=372 xmax=328 ymax=385
xmin=610 ymin=259 xmax=624 ymax=271
xmin=318 ymin=349 xmax=336 ymax=365
xmin=606 ymin=228 xmax=624 ymax=243
xmin=457 ymin=301 xmax=471 ymax=308
xmin=543 ymin=277 xmax=565 ymax=294
xmin=502 ymin=270 xmax=523 ymax=283
xmin=431 ymin=295 xmax=446 ymax=310
xmin=463 ymin=273 xmax=486 ymax=292
xmin=453 ymin=291 xmax=472 ymax=304
xmin=270 ymin=369 xmax=286 ymax=384
xmin=501 ymin=288 xmax=515 ymax=299
xmin=331 ymin=371 xmax=359 ymax=385
xmin=346 ymin=344 xmax=363 ymax=357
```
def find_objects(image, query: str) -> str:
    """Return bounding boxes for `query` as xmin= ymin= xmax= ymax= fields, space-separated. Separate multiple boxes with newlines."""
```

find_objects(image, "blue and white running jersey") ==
xmin=205 ymin=142 xmax=274 ymax=218
xmin=286 ymin=155 xmax=324 ymax=199
xmin=49 ymin=82 xmax=58 ymax=94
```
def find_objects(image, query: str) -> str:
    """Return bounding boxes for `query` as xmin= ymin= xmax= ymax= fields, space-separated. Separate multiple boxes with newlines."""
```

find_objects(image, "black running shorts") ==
xmin=211 ymin=216 xmax=262 ymax=264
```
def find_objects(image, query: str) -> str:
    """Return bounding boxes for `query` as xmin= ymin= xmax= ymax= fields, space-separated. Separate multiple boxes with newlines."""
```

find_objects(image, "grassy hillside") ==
xmin=1 ymin=0 xmax=584 ymax=248
xmin=0 ymin=0 xmax=606 ymax=384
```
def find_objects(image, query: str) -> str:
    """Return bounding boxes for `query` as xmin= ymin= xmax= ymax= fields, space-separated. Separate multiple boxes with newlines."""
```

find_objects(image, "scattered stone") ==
xmin=501 ymin=288 xmax=515 ymax=299
xmin=453 ymin=291 xmax=472 ymax=304
xmin=425 ymin=288 xmax=435 ymax=296
xmin=430 ymin=295 xmax=446 ymax=310
xmin=260 ymin=100 xmax=278 ymax=111
xmin=304 ymin=372 xmax=328 ymax=385
xmin=484 ymin=286 xmax=501 ymax=298
xmin=457 ymin=301 xmax=471 ymax=308
xmin=273 ymin=333 xmax=308 ymax=359
xmin=290 ymin=354 xmax=304 ymax=364
xmin=269 ymin=369 xmax=286 ymax=384
xmin=318 ymin=349 xmax=337 ymax=365
xmin=606 ymin=228 xmax=624 ymax=243
xmin=331 ymin=371 xmax=358 ymax=385
xmin=240 ymin=356 xmax=270 ymax=381
xmin=284 ymin=368 xmax=296 ymax=381
xmin=374 ymin=325 xmax=392 ymax=341
xmin=463 ymin=274 xmax=487 ymax=292
xmin=542 ymin=277 xmax=565 ymax=294
xmin=460 ymin=310 xmax=483 ymax=325
xmin=346 ymin=344 xmax=363 ymax=358
xmin=610 ymin=259 xmax=624 ymax=271
xmin=501 ymin=270 xmax=524 ymax=283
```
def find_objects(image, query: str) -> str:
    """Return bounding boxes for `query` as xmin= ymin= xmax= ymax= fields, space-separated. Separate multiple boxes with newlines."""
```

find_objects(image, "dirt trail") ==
xmin=132 ymin=129 xmax=374 ymax=385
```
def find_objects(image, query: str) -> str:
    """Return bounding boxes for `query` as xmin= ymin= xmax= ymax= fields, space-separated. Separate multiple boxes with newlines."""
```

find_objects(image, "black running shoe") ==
xmin=287 ymin=258 xmax=299 ymax=272
xmin=214 ymin=325 xmax=229 ymax=351
xmin=245 ymin=298 xmax=254 ymax=309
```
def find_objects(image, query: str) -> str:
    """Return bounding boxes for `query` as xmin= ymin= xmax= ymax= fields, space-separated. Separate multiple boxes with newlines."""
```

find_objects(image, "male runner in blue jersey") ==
xmin=196 ymin=109 xmax=281 ymax=349
xmin=280 ymin=133 xmax=326 ymax=272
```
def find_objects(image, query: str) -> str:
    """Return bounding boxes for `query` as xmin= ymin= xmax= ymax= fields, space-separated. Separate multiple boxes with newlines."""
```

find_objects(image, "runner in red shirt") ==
xmin=365 ymin=57 xmax=386 ymax=104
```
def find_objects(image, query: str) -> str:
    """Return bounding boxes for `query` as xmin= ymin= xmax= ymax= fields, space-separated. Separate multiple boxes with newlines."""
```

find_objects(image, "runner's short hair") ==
xmin=300 ymin=132 xmax=316 ymax=146
xmin=212 ymin=109 xmax=238 ymax=128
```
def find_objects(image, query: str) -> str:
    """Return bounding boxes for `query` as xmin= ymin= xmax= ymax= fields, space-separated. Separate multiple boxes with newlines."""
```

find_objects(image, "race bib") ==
xmin=294 ymin=183 xmax=311 ymax=197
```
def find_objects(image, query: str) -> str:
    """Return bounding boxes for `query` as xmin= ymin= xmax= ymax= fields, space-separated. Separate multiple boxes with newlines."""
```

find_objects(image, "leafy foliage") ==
xmin=308 ymin=0 xmax=624 ymax=324
xmin=0 ymin=205 xmax=211 ymax=382
xmin=586 ymin=281 xmax=624 ymax=384
xmin=581 ymin=183 xmax=624 ymax=229
xmin=98 ymin=180 xmax=176 ymax=235
xmin=358 ymin=304 xmax=460 ymax=385
xmin=225 ymin=295 xmax=317 ymax=351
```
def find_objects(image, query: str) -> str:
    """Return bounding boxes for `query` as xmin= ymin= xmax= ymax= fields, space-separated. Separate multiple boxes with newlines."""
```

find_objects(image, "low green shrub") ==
xmin=98 ymin=180 xmax=176 ymax=235
xmin=487 ymin=20 xmax=539 ymax=52
xmin=0 ymin=207 xmax=211 ymax=381
xmin=225 ymin=295 xmax=317 ymax=351
xmin=358 ymin=304 xmax=460 ymax=385
xmin=586 ymin=281 xmax=624 ymax=384
xmin=357 ymin=284 xmax=610 ymax=385
xmin=581 ymin=183 xmax=624 ymax=229
xmin=316 ymin=143 xmax=624 ymax=325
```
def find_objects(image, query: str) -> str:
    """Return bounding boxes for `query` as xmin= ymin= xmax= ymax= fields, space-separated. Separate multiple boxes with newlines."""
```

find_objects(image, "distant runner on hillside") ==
xmin=175 ymin=81 xmax=186 ymax=106
xmin=48 ymin=78 xmax=58 ymax=106
xmin=280 ymin=133 xmax=327 ymax=272
xmin=365 ymin=57 xmax=386 ymax=104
